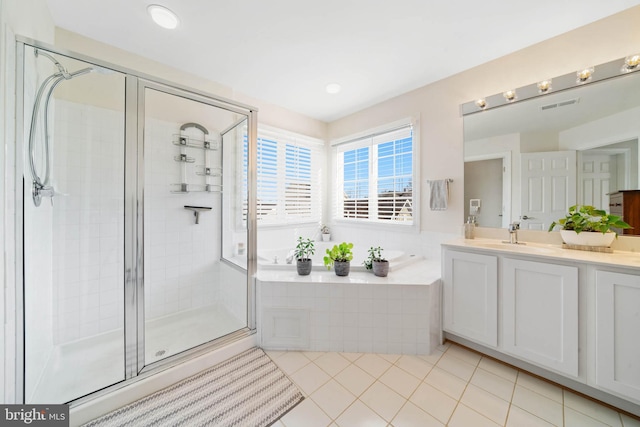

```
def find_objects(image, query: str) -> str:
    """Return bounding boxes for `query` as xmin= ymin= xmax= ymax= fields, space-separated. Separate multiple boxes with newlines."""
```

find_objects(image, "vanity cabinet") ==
xmin=442 ymin=241 xmax=640 ymax=416
xmin=443 ymin=250 xmax=497 ymax=347
xmin=595 ymin=270 xmax=640 ymax=401
xmin=502 ymin=259 xmax=578 ymax=377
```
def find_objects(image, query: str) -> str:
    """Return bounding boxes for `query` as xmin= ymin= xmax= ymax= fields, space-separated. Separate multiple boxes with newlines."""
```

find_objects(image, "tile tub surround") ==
xmin=257 ymin=259 xmax=441 ymax=354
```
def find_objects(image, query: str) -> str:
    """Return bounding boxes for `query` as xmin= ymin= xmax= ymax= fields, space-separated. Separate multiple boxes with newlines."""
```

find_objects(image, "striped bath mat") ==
xmin=84 ymin=347 xmax=303 ymax=427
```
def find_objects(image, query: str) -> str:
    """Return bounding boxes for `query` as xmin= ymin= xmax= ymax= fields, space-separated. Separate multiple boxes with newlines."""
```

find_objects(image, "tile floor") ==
xmin=266 ymin=342 xmax=640 ymax=427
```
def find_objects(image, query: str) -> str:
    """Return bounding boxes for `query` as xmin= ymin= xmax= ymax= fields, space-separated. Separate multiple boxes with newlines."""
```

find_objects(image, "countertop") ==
xmin=443 ymin=238 xmax=640 ymax=270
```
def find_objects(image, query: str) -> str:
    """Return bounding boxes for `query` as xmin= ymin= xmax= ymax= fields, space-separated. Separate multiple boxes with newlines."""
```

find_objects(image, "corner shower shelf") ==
xmin=171 ymin=183 xmax=223 ymax=194
xmin=173 ymin=134 xmax=219 ymax=151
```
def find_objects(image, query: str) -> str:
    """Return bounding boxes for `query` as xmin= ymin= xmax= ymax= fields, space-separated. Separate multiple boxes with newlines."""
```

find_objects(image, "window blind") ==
xmin=243 ymin=127 xmax=323 ymax=226
xmin=336 ymin=124 xmax=413 ymax=224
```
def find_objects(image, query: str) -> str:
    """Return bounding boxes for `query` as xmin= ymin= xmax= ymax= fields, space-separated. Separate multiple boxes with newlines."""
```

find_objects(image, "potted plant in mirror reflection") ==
xmin=323 ymin=242 xmax=353 ymax=276
xmin=548 ymin=205 xmax=631 ymax=247
xmin=294 ymin=237 xmax=315 ymax=276
xmin=364 ymin=246 xmax=389 ymax=277
xmin=321 ymin=224 xmax=331 ymax=242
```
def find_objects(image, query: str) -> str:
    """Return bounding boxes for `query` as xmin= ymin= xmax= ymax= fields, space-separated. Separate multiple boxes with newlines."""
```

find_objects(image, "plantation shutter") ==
xmin=242 ymin=127 xmax=323 ymax=226
xmin=335 ymin=124 xmax=413 ymax=224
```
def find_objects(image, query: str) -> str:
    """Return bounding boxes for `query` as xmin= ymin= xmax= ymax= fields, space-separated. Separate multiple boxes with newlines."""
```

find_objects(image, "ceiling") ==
xmin=45 ymin=0 xmax=640 ymax=122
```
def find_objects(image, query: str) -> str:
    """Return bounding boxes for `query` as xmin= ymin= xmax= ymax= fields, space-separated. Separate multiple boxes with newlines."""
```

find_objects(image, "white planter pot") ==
xmin=560 ymin=230 xmax=616 ymax=247
xmin=321 ymin=234 xmax=331 ymax=242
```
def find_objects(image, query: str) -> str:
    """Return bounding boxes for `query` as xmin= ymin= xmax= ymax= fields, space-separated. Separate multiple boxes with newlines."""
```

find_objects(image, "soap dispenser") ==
xmin=464 ymin=216 xmax=476 ymax=239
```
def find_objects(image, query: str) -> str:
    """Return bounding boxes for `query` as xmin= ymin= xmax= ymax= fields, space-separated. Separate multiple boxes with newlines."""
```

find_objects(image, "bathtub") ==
xmin=258 ymin=241 xmax=418 ymax=272
xmin=256 ymin=258 xmax=442 ymax=355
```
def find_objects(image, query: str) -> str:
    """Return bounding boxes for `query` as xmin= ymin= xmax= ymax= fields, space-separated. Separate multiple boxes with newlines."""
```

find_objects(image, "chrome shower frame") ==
xmin=13 ymin=37 xmax=258 ymax=406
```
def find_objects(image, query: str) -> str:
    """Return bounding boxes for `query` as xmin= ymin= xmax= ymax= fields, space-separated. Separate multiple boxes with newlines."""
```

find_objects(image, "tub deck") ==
xmin=256 ymin=259 xmax=441 ymax=355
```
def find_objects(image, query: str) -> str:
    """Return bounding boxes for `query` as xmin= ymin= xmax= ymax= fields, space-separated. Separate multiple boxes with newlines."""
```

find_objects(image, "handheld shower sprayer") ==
xmin=28 ymin=49 xmax=114 ymax=206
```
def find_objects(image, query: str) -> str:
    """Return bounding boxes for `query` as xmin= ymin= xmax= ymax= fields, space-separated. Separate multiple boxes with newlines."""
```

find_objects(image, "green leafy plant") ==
xmin=363 ymin=246 xmax=386 ymax=270
xmin=548 ymin=205 xmax=631 ymax=235
xmin=294 ymin=237 xmax=315 ymax=260
xmin=323 ymin=242 xmax=353 ymax=270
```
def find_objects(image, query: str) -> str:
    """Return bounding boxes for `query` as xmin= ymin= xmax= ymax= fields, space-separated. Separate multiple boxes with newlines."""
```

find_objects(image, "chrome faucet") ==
xmin=507 ymin=222 xmax=520 ymax=244
xmin=285 ymin=250 xmax=296 ymax=264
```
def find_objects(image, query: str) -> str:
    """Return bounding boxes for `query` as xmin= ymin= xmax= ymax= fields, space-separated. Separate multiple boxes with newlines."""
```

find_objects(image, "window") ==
xmin=243 ymin=127 xmax=323 ymax=225
xmin=336 ymin=124 xmax=414 ymax=224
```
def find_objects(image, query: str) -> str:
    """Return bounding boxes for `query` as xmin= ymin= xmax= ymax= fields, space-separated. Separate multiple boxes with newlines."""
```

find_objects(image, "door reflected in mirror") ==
xmin=464 ymin=66 xmax=640 ymax=234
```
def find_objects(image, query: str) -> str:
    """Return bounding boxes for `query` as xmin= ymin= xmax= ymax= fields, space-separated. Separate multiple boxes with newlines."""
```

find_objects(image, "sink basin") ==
xmin=475 ymin=242 xmax=557 ymax=255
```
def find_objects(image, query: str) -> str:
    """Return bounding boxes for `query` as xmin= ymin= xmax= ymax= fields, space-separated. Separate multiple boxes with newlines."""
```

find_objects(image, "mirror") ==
xmin=464 ymin=64 xmax=640 ymax=235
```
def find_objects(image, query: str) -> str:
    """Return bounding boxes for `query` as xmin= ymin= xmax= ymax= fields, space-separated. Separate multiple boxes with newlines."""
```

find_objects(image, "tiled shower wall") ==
xmin=48 ymin=101 xmax=248 ymax=345
xmin=143 ymin=118 xmax=222 ymax=321
xmin=52 ymin=99 xmax=125 ymax=344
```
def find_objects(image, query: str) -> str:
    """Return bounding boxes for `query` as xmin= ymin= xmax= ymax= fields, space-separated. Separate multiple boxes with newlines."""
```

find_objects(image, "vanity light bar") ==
xmin=461 ymin=54 xmax=639 ymax=115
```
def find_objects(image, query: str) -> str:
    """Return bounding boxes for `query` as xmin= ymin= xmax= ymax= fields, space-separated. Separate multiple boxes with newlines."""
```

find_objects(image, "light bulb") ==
xmin=475 ymin=99 xmax=487 ymax=109
xmin=576 ymin=67 xmax=594 ymax=84
xmin=537 ymin=79 xmax=552 ymax=93
xmin=503 ymin=90 xmax=516 ymax=102
xmin=622 ymin=54 xmax=640 ymax=73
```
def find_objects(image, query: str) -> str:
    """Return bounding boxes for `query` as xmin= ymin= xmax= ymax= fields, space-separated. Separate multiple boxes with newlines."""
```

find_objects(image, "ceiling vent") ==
xmin=540 ymin=98 xmax=580 ymax=111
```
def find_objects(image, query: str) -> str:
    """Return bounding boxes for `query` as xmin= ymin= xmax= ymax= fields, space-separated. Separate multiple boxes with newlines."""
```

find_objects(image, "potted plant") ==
xmin=323 ymin=242 xmax=353 ymax=276
xmin=294 ymin=237 xmax=315 ymax=276
xmin=320 ymin=224 xmax=331 ymax=242
xmin=548 ymin=205 xmax=630 ymax=247
xmin=363 ymin=246 xmax=389 ymax=277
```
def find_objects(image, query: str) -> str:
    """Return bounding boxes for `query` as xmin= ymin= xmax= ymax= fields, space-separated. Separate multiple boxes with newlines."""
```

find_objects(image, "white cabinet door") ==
xmin=595 ymin=271 xmax=640 ymax=401
xmin=443 ymin=250 xmax=498 ymax=347
xmin=502 ymin=258 xmax=578 ymax=377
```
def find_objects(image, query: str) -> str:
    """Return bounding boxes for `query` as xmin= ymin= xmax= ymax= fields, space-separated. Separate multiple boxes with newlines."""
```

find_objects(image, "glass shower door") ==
xmin=142 ymin=85 xmax=249 ymax=365
xmin=22 ymin=45 xmax=126 ymax=403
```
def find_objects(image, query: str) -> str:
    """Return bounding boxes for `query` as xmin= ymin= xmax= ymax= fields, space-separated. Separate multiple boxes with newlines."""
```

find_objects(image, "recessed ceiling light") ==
xmin=325 ymin=83 xmax=341 ymax=94
xmin=147 ymin=4 xmax=180 ymax=29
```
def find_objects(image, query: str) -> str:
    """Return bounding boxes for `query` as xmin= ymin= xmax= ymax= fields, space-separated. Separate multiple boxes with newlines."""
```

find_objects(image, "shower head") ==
xmin=35 ymin=49 xmax=114 ymax=80
xmin=66 ymin=65 xmax=114 ymax=79
xmin=91 ymin=65 xmax=114 ymax=75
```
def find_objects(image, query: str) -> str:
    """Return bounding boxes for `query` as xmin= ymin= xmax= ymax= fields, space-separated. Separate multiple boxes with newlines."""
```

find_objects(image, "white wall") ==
xmin=560 ymin=106 xmax=640 ymax=151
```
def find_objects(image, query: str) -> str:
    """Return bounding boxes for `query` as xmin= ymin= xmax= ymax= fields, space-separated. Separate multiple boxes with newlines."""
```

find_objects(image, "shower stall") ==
xmin=16 ymin=40 xmax=257 ymax=404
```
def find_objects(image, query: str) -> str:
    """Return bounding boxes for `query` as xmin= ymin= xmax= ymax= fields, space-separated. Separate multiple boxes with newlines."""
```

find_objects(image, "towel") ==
xmin=429 ymin=179 xmax=449 ymax=211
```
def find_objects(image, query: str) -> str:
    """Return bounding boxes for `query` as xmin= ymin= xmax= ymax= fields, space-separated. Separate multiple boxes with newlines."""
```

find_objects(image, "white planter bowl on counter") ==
xmin=560 ymin=230 xmax=616 ymax=247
